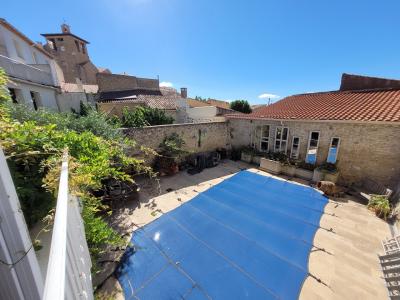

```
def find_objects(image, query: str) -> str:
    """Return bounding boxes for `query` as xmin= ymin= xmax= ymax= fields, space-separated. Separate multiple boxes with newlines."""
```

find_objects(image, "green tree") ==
xmin=122 ymin=106 xmax=174 ymax=127
xmin=230 ymin=99 xmax=252 ymax=114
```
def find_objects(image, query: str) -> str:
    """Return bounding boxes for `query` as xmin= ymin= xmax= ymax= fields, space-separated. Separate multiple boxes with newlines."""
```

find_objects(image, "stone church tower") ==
xmin=41 ymin=24 xmax=104 ymax=85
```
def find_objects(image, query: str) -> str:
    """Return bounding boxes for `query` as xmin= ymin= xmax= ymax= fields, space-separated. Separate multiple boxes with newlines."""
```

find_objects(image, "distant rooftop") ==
xmin=229 ymin=73 xmax=400 ymax=123
xmin=41 ymin=23 xmax=90 ymax=44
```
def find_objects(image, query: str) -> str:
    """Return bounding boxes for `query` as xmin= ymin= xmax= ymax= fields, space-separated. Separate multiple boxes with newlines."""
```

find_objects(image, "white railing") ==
xmin=43 ymin=151 xmax=93 ymax=300
xmin=0 ymin=54 xmax=54 ymax=86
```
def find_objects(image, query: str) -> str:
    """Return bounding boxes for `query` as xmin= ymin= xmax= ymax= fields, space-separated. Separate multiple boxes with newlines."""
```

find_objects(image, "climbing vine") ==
xmin=0 ymin=69 xmax=154 ymax=260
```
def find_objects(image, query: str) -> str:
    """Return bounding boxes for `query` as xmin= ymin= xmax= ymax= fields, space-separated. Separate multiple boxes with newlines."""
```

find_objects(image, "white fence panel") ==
xmin=0 ymin=147 xmax=43 ymax=300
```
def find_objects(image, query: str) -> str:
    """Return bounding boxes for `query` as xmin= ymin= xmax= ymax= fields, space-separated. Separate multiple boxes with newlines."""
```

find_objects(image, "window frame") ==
xmin=259 ymin=125 xmax=270 ymax=152
xmin=305 ymin=131 xmax=320 ymax=164
xmin=327 ymin=137 xmax=340 ymax=164
xmin=290 ymin=136 xmax=300 ymax=159
xmin=274 ymin=126 xmax=289 ymax=153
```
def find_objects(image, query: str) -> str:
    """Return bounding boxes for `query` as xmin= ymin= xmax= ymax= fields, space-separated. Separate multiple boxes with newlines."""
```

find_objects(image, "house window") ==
xmin=81 ymin=42 xmax=86 ymax=54
xmin=75 ymin=40 xmax=80 ymax=52
xmin=57 ymin=38 xmax=64 ymax=41
xmin=8 ymin=88 xmax=18 ymax=103
xmin=305 ymin=131 xmax=320 ymax=164
xmin=260 ymin=125 xmax=270 ymax=152
xmin=13 ymin=39 xmax=24 ymax=60
xmin=274 ymin=127 xmax=289 ymax=153
xmin=290 ymin=136 xmax=300 ymax=159
xmin=327 ymin=137 xmax=340 ymax=164
xmin=30 ymin=91 xmax=40 ymax=110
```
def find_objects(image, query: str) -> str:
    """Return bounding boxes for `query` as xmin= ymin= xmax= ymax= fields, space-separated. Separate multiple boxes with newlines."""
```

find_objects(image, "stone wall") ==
xmin=229 ymin=118 xmax=400 ymax=188
xmin=123 ymin=121 xmax=229 ymax=153
xmin=96 ymin=73 xmax=159 ymax=92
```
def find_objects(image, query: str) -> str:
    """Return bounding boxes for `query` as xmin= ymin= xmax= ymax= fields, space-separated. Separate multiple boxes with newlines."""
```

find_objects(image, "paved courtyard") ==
xmin=103 ymin=160 xmax=390 ymax=300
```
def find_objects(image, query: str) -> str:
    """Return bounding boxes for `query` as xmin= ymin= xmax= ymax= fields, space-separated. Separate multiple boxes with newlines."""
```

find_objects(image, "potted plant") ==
xmin=294 ymin=161 xmax=315 ymax=180
xmin=281 ymin=159 xmax=297 ymax=177
xmin=368 ymin=195 xmax=391 ymax=220
xmin=155 ymin=133 xmax=187 ymax=176
xmin=317 ymin=163 xmax=340 ymax=183
xmin=240 ymin=146 xmax=254 ymax=163
xmin=260 ymin=152 xmax=287 ymax=175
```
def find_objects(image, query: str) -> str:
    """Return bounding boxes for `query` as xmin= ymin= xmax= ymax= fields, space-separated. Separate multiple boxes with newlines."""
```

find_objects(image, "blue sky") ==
xmin=4 ymin=0 xmax=400 ymax=104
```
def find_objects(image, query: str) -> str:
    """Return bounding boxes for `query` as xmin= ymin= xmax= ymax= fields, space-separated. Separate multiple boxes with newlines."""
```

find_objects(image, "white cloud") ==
xmin=258 ymin=93 xmax=280 ymax=99
xmin=160 ymin=81 xmax=173 ymax=88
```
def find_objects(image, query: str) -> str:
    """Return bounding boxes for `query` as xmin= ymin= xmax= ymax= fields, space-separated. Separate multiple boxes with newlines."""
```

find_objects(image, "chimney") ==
xmin=180 ymin=87 xmax=187 ymax=98
xmin=61 ymin=24 xmax=71 ymax=33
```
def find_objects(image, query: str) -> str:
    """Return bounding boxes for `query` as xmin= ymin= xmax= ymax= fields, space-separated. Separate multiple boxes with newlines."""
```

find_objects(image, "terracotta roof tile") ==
xmin=228 ymin=89 xmax=400 ymax=122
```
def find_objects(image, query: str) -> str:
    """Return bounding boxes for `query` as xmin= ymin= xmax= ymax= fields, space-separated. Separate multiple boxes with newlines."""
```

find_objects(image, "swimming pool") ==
xmin=117 ymin=170 xmax=328 ymax=299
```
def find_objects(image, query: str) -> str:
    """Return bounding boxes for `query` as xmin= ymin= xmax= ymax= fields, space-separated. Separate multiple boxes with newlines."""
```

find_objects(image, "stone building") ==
xmin=227 ymin=74 xmax=400 ymax=188
xmin=41 ymin=24 xmax=100 ymax=85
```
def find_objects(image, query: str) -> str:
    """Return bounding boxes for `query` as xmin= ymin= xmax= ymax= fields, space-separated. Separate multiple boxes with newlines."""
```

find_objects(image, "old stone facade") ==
xmin=41 ymin=24 xmax=98 ymax=85
xmin=97 ymin=73 xmax=160 ymax=95
xmin=123 ymin=121 xmax=229 ymax=153
xmin=228 ymin=118 xmax=400 ymax=188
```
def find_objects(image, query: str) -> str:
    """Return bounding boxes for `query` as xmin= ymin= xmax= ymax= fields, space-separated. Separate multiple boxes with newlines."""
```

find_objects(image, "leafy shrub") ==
xmin=368 ymin=195 xmax=391 ymax=220
xmin=122 ymin=106 xmax=174 ymax=128
xmin=265 ymin=151 xmax=289 ymax=163
xmin=295 ymin=161 xmax=316 ymax=171
xmin=8 ymin=103 xmax=123 ymax=140
xmin=0 ymin=69 xmax=154 ymax=263
xmin=230 ymin=100 xmax=252 ymax=114
xmin=318 ymin=162 xmax=338 ymax=173
xmin=159 ymin=133 xmax=187 ymax=157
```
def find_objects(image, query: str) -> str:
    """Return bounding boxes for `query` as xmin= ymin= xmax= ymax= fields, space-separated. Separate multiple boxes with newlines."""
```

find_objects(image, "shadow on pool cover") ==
xmin=116 ymin=170 xmax=328 ymax=300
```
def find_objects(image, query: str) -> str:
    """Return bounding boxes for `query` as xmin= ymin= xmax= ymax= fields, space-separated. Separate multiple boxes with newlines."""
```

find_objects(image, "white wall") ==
xmin=0 ymin=23 xmax=60 ymax=87
xmin=7 ymin=80 xmax=59 ymax=111
xmin=56 ymin=92 xmax=88 ymax=112
xmin=177 ymin=105 xmax=223 ymax=123
xmin=0 ymin=24 xmax=46 ymax=65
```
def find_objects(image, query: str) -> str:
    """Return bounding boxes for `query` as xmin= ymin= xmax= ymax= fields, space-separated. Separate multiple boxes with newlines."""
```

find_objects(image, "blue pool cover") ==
xmin=117 ymin=170 xmax=328 ymax=300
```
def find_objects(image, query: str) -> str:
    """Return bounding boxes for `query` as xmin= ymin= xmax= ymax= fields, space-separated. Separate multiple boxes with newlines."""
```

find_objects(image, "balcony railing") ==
xmin=0 ymin=148 xmax=93 ymax=300
xmin=43 ymin=151 xmax=93 ymax=300
xmin=0 ymin=54 xmax=54 ymax=86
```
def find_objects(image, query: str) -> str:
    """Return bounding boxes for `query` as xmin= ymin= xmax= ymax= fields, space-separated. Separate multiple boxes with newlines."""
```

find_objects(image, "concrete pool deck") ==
xmin=102 ymin=160 xmax=390 ymax=300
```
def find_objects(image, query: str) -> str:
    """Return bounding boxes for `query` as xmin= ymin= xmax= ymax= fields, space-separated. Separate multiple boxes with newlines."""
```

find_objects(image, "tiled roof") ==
xmin=136 ymin=95 xmax=177 ymax=110
xmin=99 ymin=95 xmax=178 ymax=110
xmin=206 ymin=99 xmax=230 ymax=109
xmin=228 ymin=89 xmax=400 ymax=122
xmin=187 ymin=98 xmax=211 ymax=107
xmin=98 ymin=89 xmax=162 ymax=101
